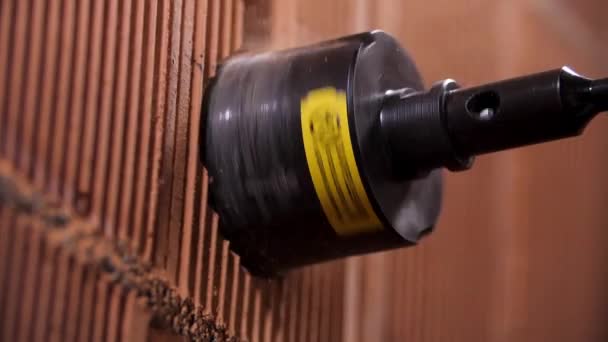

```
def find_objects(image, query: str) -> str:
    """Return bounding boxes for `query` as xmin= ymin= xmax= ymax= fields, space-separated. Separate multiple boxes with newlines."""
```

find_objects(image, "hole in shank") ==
xmin=466 ymin=91 xmax=500 ymax=120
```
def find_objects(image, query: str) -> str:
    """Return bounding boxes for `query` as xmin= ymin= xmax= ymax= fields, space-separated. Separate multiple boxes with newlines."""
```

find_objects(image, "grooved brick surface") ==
xmin=0 ymin=0 xmax=345 ymax=341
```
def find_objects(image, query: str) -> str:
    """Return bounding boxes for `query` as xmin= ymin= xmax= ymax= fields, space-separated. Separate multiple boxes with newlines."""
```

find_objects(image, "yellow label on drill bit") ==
xmin=301 ymin=88 xmax=382 ymax=235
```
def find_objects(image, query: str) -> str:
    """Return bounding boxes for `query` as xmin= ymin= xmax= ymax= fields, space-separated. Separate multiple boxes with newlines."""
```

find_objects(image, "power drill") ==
xmin=201 ymin=31 xmax=608 ymax=277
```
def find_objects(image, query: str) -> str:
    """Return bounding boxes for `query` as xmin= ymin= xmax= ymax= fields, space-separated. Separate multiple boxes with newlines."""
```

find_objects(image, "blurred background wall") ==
xmin=1 ymin=0 xmax=607 ymax=341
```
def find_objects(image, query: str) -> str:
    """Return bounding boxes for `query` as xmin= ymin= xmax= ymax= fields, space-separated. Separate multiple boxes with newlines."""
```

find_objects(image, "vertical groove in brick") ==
xmin=153 ymin=0 xmax=183 ymax=270
xmin=262 ymin=283 xmax=275 ymax=342
xmin=287 ymin=271 xmax=301 ymax=342
xmin=199 ymin=0 xmax=222 ymax=319
xmin=251 ymin=282 xmax=263 ymax=342
xmin=115 ymin=291 xmax=130 ymax=342
xmin=330 ymin=264 xmax=344 ymax=342
xmin=33 ymin=244 xmax=58 ymax=341
xmin=240 ymin=273 xmax=252 ymax=340
xmin=166 ymin=0 xmax=194 ymax=285
xmin=0 ymin=0 xmax=15 ymax=156
xmin=142 ymin=0 xmax=171 ymax=263
xmin=122 ymin=295 xmax=152 ymax=342
xmin=48 ymin=0 xmax=76 ymax=197
xmin=424 ymin=248 xmax=435 ymax=342
xmin=92 ymin=277 xmax=110 ymax=342
xmin=3 ymin=0 xmax=30 ymax=164
xmin=272 ymin=281 xmax=285 ymax=342
xmin=435 ymin=254 xmax=445 ymax=342
xmin=221 ymin=0 xmax=234 ymax=59
xmin=275 ymin=276 xmax=289 ymax=342
xmin=102 ymin=0 xmax=134 ymax=237
xmin=411 ymin=250 xmax=421 ymax=342
xmin=416 ymin=249 xmax=427 ymax=342
xmin=403 ymin=253 xmax=412 ymax=341
xmin=298 ymin=268 xmax=312 ymax=342
xmin=207 ymin=0 xmax=239 ymax=318
xmin=27 ymin=0 xmax=50 ymax=185
xmin=205 ymin=0 xmax=221 ymax=79
xmin=198 ymin=203 xmax=215 ymax=312
xmin=167 ymin=0 xmax=196 ymax=286
xmin=399 ymin=252 xmax=410 ymax=340
xmin=75 ymin=0 xmax=106 ymax=211
xmin=390 ymin=253 xmax=405 ymax=340
xmin=223 ymin=251 xmax=235 ymax=331
xmin=318 ymin=268 xmax=331 ymax=342
xmin=18 ymin=0 xmax=45 ymax=177
xmin=407 ymin=252 xmax=419 ymax=342
xmin=90 ymin=0 xmax=119 ymax=230
xmin=130 ymin=0 xmax=159 ymax=257
xmin=63 ymin=261 xmax=86 ymax=342
xmin=228 ymin=255 xmax=242 ymax=336
xmin=178 ymin=0 xmax=209 ymax=299
xmin=76 ymin=267 xmax=99 ymax=342
xmin=212 ymin=0 xmax=239 ymax=327
xmin=232 ymin=0 xmax=244 ymax=50
xmin=116 ymin=0 xmax=145 ymax=243
xmin=17 ymin=224 xmax=43 ymax=341
xmin=62 ymin=0 xmax=91 ymax=202
xmin=216 ymin=241 xmax=230 ymax=324
xmin=417 ymin=250 xmax=428 ymax=342
xmin=2 ymin=218 xmax=28 ymax=341
xmin=0 ymin=208 xmax=14 ymax=330
xmin=106 ymin=286 xmax=125 ymax=342
xmin=309 ymin=266 xmax=322 ymax=342
xmin=193 ymin=169 xmax=210 ymax=305
xmin=204 ymin=213 xmax=220 ymax=314
xmin=48 ymin=251 xmax=72 ymax=341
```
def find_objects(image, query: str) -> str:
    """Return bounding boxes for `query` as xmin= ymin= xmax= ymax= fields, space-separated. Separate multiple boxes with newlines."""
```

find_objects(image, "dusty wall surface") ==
xmin=1 ymin=0 xmax=608 ymax=341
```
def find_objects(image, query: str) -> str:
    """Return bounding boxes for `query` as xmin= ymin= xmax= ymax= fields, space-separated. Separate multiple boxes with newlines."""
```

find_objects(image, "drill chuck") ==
xmin=202 ymin=31 xmax=607 ymax=276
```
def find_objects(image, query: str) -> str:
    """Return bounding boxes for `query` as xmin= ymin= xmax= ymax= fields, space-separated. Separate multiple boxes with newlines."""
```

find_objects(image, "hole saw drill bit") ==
xmin=201 ymin=31 xmax=607 ymax=277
